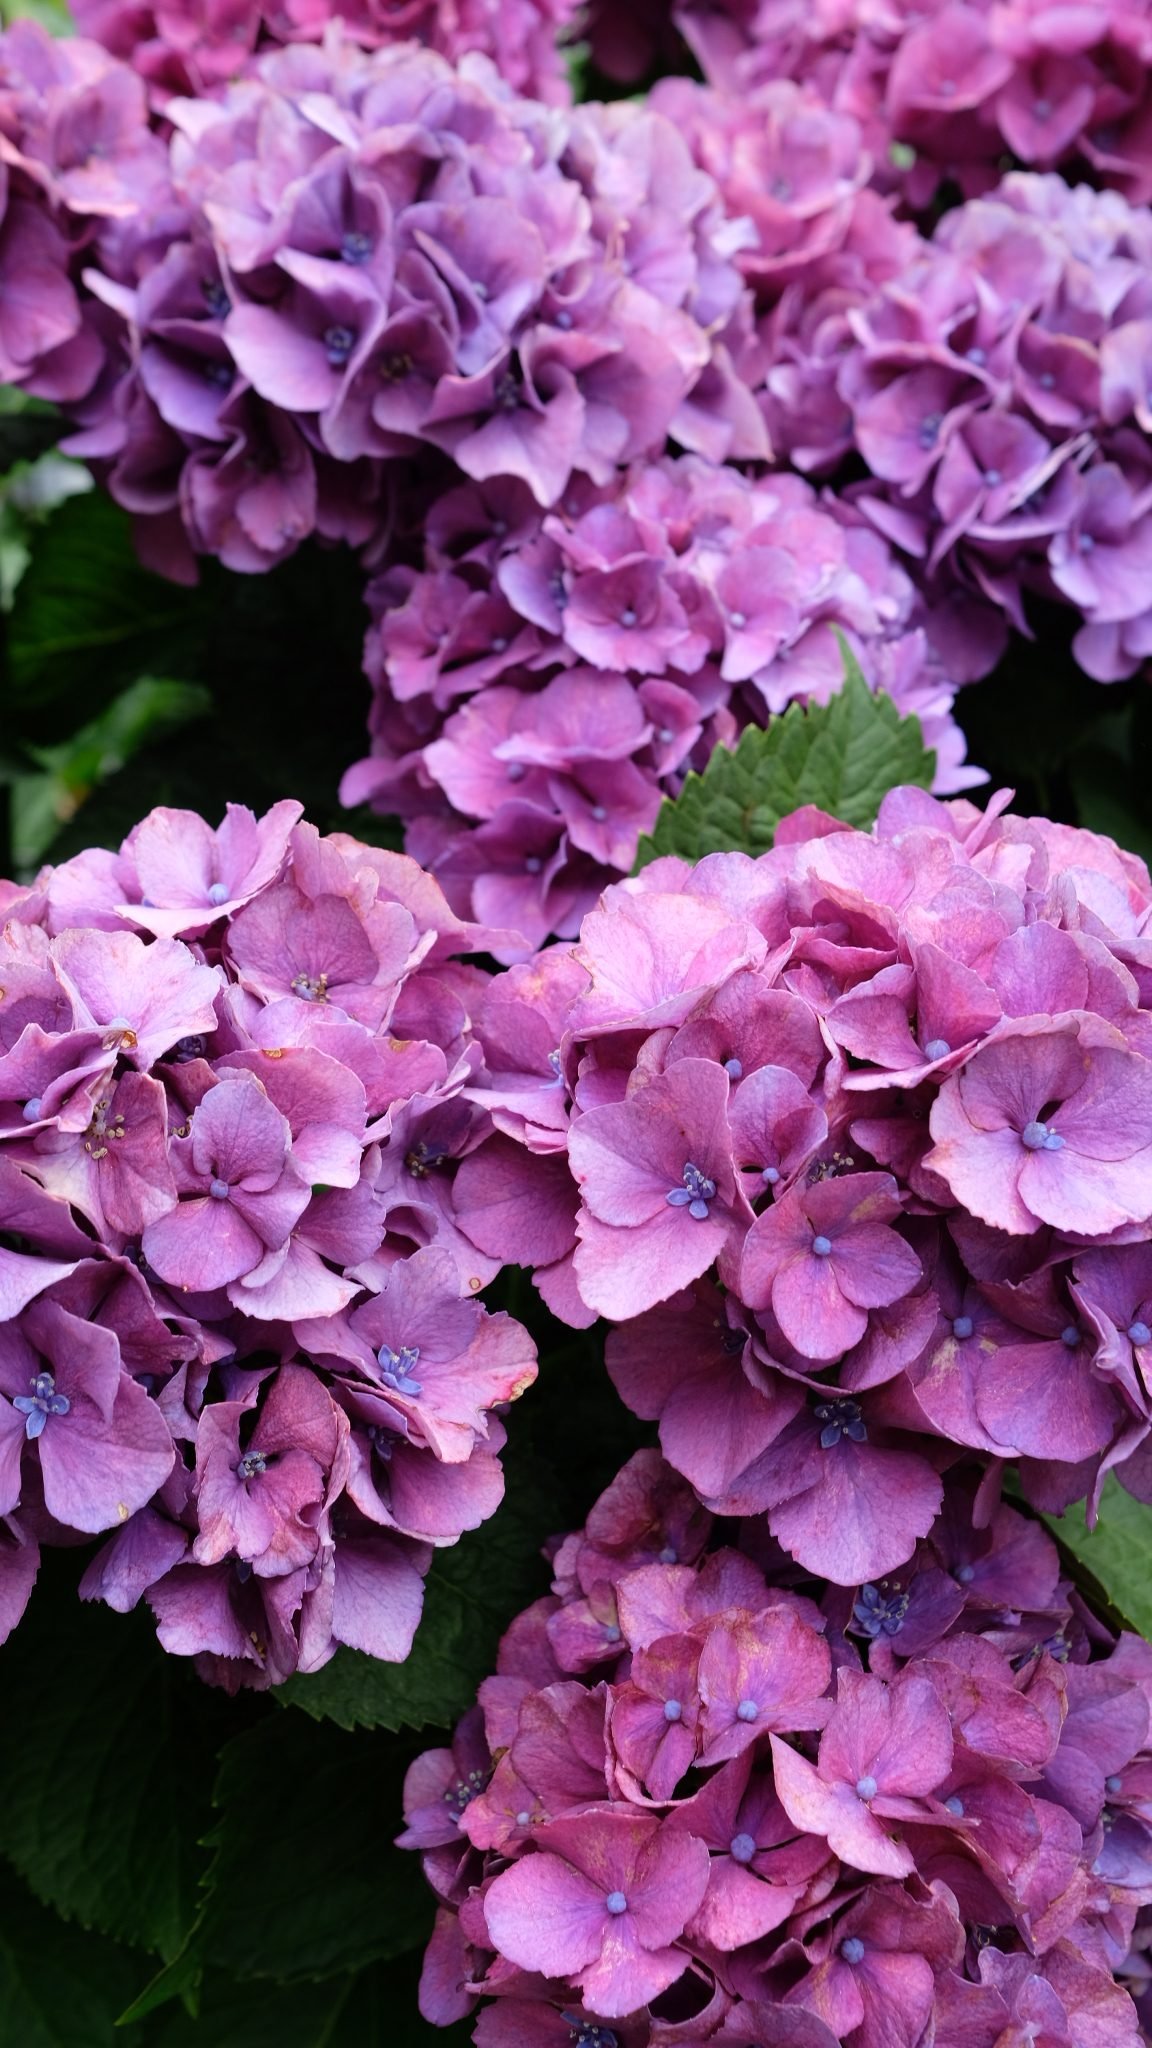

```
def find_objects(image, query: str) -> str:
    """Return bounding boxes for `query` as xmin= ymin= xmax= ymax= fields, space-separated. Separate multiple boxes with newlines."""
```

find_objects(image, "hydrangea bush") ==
xmin=0 ymin=799 xmax=540 ymax=1688
xmin=4 ymin=0 xmax=1152 ymax=2036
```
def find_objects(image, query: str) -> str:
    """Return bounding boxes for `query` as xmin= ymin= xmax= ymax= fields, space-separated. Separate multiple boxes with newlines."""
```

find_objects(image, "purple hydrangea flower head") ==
xmin=0 ymin=799 xmax=540 ymax=1680
xmin=347 ymin=455 xmax=982 ymax=945
xmin=399 ymin=1451 xmax=1152 ymax=2042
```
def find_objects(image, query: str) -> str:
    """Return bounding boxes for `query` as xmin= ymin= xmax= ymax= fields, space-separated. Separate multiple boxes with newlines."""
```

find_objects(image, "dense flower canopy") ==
xmin=452 ymin=785 xmax=1152 ymax=1580
xmin=399 ymin=1448 xmax=1152 ymax=2043
xmin=0 ymin=19 xmax=759 ymax=582
xmin=69 ymin=0 xmax=581 ymax=107
xmin=344 ymin=455 xmax=981 ymax=943
xmin=0 ymin=801 xmax=539 ymax=1687
xmin=673 ymin=0 xmax=1152 ymax=213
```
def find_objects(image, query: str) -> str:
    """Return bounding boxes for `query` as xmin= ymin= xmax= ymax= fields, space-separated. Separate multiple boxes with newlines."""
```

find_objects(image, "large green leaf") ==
xmin=5 ymin=494 xmax=200 ymax=723
xmin=1043 ymin=1476 xmax=1152 ymax=1639
xmin=125 ymin=1711 xmax=436 ymax=2017
xmin=279 ymin=1456 xmax=555 ymax=1732
xmin=635 ymin=638 xmax=934 ymax=866
xmin=0 ymin=1556 xmax=246 ymax=1961
xmin=2 ymin=675 xmax=211 ymax=868
xmin=0 ymin=1861 xmax=147 ymax=2048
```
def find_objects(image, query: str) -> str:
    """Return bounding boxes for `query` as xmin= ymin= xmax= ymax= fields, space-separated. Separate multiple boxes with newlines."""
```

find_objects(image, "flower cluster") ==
xmin=70 ymin=0 xmax=580 ymax=109
xmin=820 ymin=173 xmax=1152 ymax=682
xmin=0 ymin=799 xmax=538 ymax=1687
xmin=453 ymin=783 xmax=1152 ymax=1577
xmin=344 ymin=455 xmax=982 ymax=948
xmin=0 ymin=19 xmax=758 ymax=582
xmin=400 ymin=1448 xmax=1152 ymax=2043
xmin=675 ymin=0 xmax=1152 ymax=213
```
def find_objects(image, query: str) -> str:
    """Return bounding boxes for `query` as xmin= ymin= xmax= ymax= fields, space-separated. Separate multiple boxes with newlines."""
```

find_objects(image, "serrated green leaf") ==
xmin=1043 ymin=1476 xmax=1152 ymax=1639
xmin=0 ymin=1557 xmax=243 ymax=1962
xmin=0 ymin=1862 xmax=146 ymax=2048
xmin=278 ymin=1458 xmax=554 ymax=1732
xmin=635 ymin=641 xmax=934 ymax=867
xmin=5 ymin=493 xmax=200 ymax=720
xmin=187 ymin=1715 xmax=431 ymax=1987
xmin=2 ymin=675 xmax=210 ymax=867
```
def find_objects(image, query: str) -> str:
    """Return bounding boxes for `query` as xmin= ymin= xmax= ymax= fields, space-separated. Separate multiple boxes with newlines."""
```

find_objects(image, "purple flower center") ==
xmin=591 ymin=805 xmax=607 ymax=822
xmin=524 ymin=855 xmax=542 ymax=875
xmin=729 ymin=1832 xmax=757 ymax=1864
xmin=811 ymin=1233 xmax=833 ymax=1257
xmin=967 ymin=346 xmax=987 ymax=365
xmin=945 ymin=1795 xmax=965 ymax=1816
xmin=22 ymin=1098 xmax=42 ymax=1123
xmin=237 ymin=1449 xmax=268 ymax=1479
xmin=443 ymin=1768 xmax=487 ymax=1820
xmin=209 ymin=1178 xmax=231 ymax=1200
xmin=1107 ymin=1775 xmax=1124 ymax=1794
xmin=663 ymin=1698 xmax=682 ymax=1722
xmin=1033 ymin=97 xmax=1051 ymax=119
xmin=202 ymin=279 xmax=230 ymax=318
xmin=619 ymin=607 xmax=637 ymax=628
xmin=567 ymin=2024 xmax=619 ymax=2048
xmin=605 ymin=1891 xmax=628 ymax=1916
xmin=377 ymin=1344 xmax=423 ymax=1396
xmin=605 ymin=1622 xmax=622 ymax=1643
xmin=658 ymin=1544 xmax=678 ymax=1563
xmin=207 ymin=881 xmax=229 ymax=905
xmin=506 ymin=761 xmax=526 ymax=781
xmin=341 ymin=230 xmax=373 ymax=264
xmin=918 ymin=411 xmax=942 ymax=449
xmin=722 ymin=1056 xmax=743 ymax=1079
xmin=291 ymin=971 xmax=329 ymax=1003
xmin=923 ymin=1038 xmax=951 ymax=1061
xmin=761 ymin=1164 xmax=780 ymax=1184
xmin=814 ymin=1398 xmax=867 ymax=1448
xmin=1060 ymin=1326 xmax=1080 ymax=1349
xmin=13 ymin=1370 xmax=70 ymax=1440
xmin=323 ymin=324 xmax=356 ymax=368
xmin=666 ymin=1162 xmax=717 ymax=1221
xmin=203 ymin=360 xmax=234 ymax=391
xmin=952 ymin=1315 xmax=974 ymax=1339
xmin=853 ymin=1583 xmax=909 ymax=1638
xmin=855 ymin=1774 xmax=878 ymax=1801
xmin=735 ymin=1698 xmax=759 ymax=1722
xmin=982 ymin=469 xmax=1001 ymax=489
xmin=955 ymin=1563 xmax=975 ymax=1583
xmin=1129 ymin=1321 xmax=1151 ymax=1346
xmin=171 ymin=1035 xmax=207 ymax=1064
xmin=1078 ymin=531 xmax=1095 ymax=553
xmin=405 ymin=1141 xmax=446 ymax=1178
xmin=729 ymin=610 xmax=747 ymax=629
xmin=840 ymin=1937 xmax=866 ymax=1965
xmin=1021 ymin=1119 xmax=1064 ymax=1151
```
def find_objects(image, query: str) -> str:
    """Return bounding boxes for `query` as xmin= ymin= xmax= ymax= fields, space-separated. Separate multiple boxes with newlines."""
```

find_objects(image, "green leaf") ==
xmin=1043 ymin=1476 xmax=1152 ymax=1639
xmin=2 ymin=675 xmax=210 ymax=868
xmin=182 ymin=1715 xmax=433 ymax=1989
xmin=0 ymin=0 xmax=73 ymax=30
xmin=279 ymin=1458 xmax=554 ymax=1732
xmin=5 ymin=493 xmax=200 ymax=723
xmin=0 ymin=392 xmax=63 ymax=470
xmin=138 ymin=1951 xmax=473 ymax=2047
xmin=0 ymin=1862 xmax=146 ymax=2048
xmin=0 ymin=1556 xmax=244 ymax=1962
xmin=635 ymin=639 xmax=935 ymax=866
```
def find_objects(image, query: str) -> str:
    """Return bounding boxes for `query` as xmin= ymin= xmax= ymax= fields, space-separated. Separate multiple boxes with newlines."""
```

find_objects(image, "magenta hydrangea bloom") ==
xmin=399 ymin=1450 xmax=1152 ymax=2041
xmin=71 ymin=0 xmax=580 ymax=108
xmin=346 ymin=454 xmax=982 ymax=945
xmin=459 ymin=784 xmax=1152 ymax=1563
xmin=0 ymin=23 xmax=756 ymax=581
xmin=673 ymin=0 xmax=1152 ymax=214
xmin=0 ymin=800 xmax=539 ymax=1683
